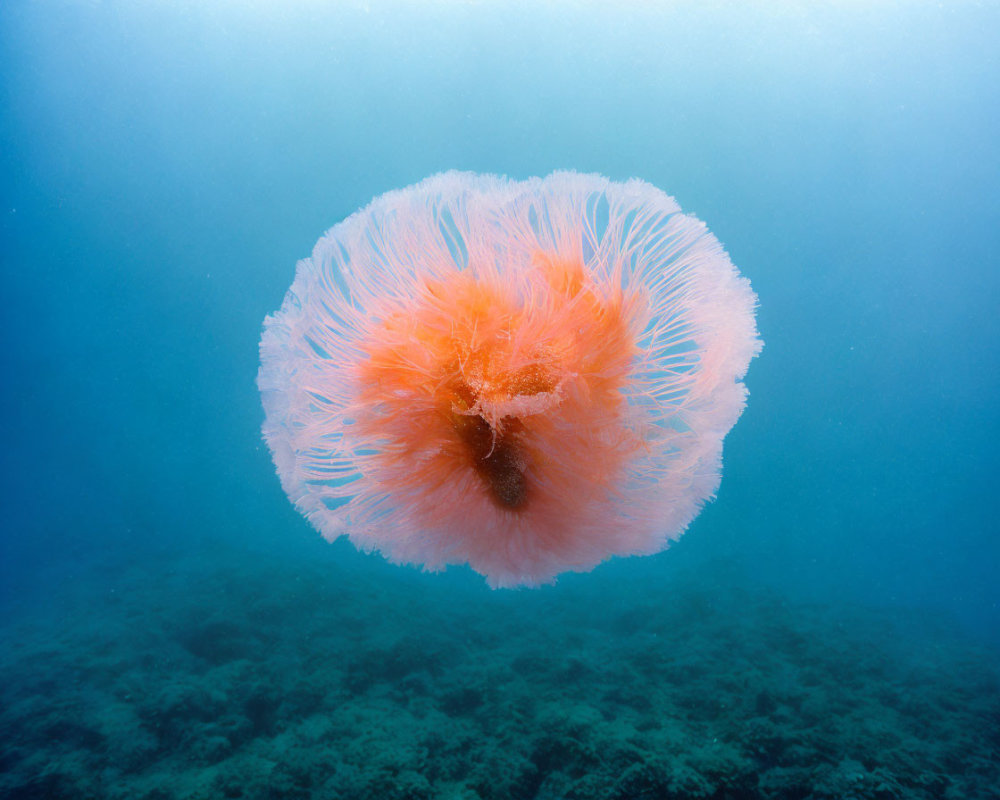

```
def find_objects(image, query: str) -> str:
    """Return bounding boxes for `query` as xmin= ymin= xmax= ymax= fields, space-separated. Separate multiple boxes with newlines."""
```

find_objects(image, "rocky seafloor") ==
xmin=1 ymin=545 xmax=997 ymax=800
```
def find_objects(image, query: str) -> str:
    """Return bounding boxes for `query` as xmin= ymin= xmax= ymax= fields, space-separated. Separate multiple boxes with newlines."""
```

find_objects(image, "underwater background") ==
xmin=1 ymin=2 xmax=998 ymax=798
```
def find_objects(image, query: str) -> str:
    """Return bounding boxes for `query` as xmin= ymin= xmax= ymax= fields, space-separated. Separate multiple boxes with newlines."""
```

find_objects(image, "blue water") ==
xmin=1 ymin=3 xmax=997 ymax=798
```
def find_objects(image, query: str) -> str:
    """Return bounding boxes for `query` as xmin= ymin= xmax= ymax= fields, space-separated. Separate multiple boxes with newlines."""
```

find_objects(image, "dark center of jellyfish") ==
xmin=454 ymin=412 xmax=528 ymax=509
xmin=451 ymin=365 xmax=554 ymax=511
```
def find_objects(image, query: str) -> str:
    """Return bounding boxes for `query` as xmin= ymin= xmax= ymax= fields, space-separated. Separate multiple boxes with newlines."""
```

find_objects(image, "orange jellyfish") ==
xmin=258 ymin=172 xmax=761 ymax=587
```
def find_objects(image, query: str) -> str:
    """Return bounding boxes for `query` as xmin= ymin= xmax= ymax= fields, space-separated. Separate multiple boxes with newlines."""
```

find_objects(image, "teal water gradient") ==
xmin=3 ymin=1 xmax=996 ymax=629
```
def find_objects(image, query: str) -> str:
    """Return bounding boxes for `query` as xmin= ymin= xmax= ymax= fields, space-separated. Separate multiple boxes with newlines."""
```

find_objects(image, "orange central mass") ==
xmin=356 ymin=253 xmax=637 ymax=515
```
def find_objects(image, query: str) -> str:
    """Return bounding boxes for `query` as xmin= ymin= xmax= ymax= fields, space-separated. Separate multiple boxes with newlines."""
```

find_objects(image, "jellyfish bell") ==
xmin=258 ymin=171 xmax=761 ymax=588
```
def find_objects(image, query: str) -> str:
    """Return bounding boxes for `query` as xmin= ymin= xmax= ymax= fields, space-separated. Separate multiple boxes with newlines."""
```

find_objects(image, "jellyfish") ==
xmin=258 ymin=172 xmax=761 ymax=587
